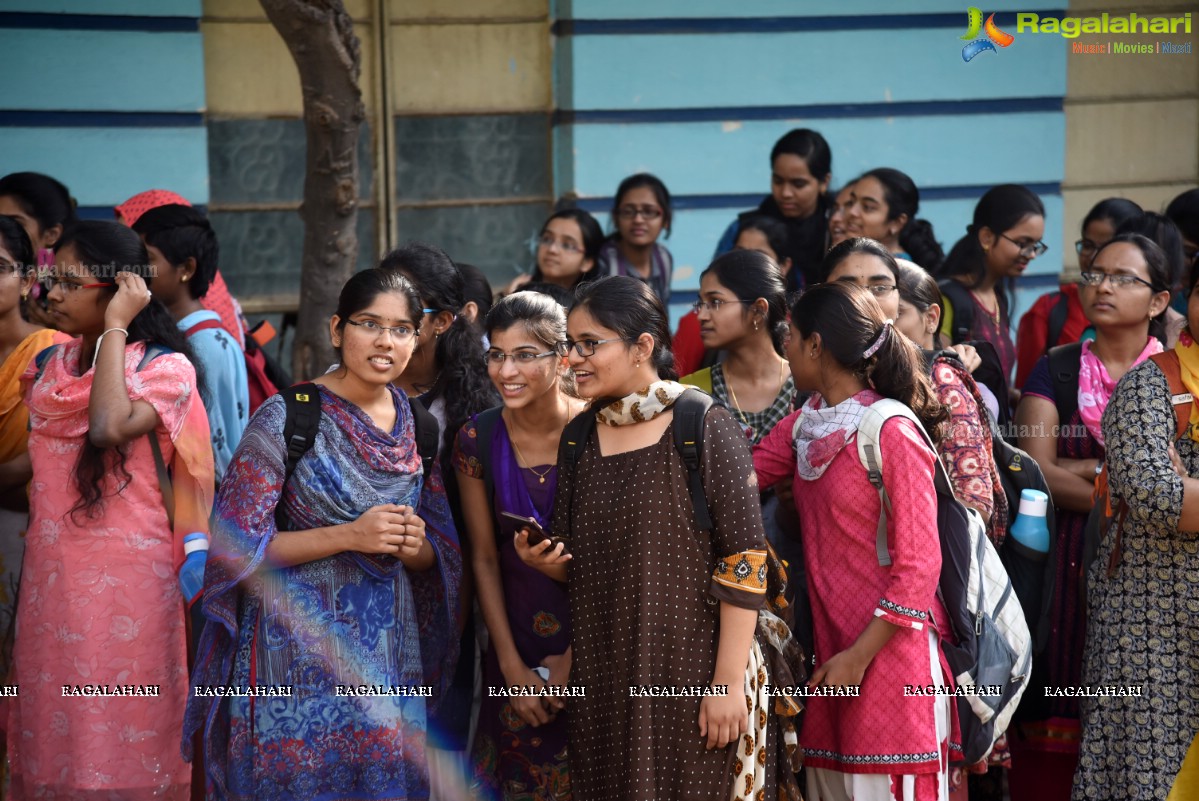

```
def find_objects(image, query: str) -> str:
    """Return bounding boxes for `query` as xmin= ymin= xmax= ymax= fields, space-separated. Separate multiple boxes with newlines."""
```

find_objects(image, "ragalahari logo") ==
xmin=960 ymin=7 xmax=1015 ymax=61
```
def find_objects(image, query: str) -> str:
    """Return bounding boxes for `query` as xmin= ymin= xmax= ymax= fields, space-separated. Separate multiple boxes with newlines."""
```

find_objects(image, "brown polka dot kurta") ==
xmin=552 ymin=406 xmax=769 ymax=801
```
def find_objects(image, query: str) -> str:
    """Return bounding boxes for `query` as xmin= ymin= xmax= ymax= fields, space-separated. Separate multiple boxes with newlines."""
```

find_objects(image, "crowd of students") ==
xmin=0 ymin=125 xmax=1195 ymax=801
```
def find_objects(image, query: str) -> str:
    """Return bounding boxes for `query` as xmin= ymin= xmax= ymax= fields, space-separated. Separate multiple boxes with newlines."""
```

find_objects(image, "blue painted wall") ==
xmin=552 ymin=1 xmax=1069 ymax=325
xmin=0 ymin=1 xmax=208 ymax=216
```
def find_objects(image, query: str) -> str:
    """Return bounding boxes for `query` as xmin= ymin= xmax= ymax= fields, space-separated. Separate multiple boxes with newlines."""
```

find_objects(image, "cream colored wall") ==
xmin=1063 ymin=0 xmax=1199 ymax=278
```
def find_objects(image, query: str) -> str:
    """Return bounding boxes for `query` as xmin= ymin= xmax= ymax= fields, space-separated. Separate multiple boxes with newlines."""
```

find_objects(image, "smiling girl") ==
xmin=597 ymin=174 xmax=675 ymax=303
xmin=504 ymin=209 xmax=603 ymax=297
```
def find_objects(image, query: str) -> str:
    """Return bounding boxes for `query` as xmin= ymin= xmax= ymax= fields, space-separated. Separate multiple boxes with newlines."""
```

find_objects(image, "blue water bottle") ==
xmin=1009 ymin=489 xmax=1050 ymax=554
xmin=179 ymin=532 xmax=209 ymax=605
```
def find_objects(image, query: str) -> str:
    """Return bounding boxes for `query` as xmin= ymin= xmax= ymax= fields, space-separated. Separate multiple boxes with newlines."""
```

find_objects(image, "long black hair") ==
xmin=54 ymin=220 xmax=202 ymax=522
xmin=572 ymin=276 xmax=676 ymax=380
xmin=701 ymin=249 xmax=789 ymax=355
xmin=938 ymin=184 xmax=1045 ymax=319
xmin=857 ymin=167 xmax=944 ymax=271
xmin=379 ymin=242 xmax=499 ymax=457
xmin=792 ymin=281 xmax=948 ymax=441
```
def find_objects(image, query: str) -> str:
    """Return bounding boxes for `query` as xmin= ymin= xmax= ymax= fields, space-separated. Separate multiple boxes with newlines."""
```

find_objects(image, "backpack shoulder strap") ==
xmin=672 ymin=388 xmax=715 ymax=532
xmin=133 ymin=344 xmax=177 ymax=526
xmin=184 ymin=319 xmax=224 ymax=337
xmin=937 ymin=280 xmax=975 ymax=344
xmin=1147 ymin=350 xmax=1192 ymax=440
xmin=32 ymin=344 xmax=60 ymax=384
xmin=276 ymin=383 xmax=321 ymax=530
xmin=1047 ymin=342 xmax=1084 ymax=426
xmin=408 ymin=396 xmax=440 ymax=478
xmin=1046 ymin=290 xmax=1070 ymax=352
xmin=856 ymin=398 xmax=951 ymax=567
xmin=473 ymin=406 xmax=504 ymax=501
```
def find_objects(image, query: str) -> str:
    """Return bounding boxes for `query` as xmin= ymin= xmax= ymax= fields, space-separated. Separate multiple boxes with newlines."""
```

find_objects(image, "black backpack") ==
xmin=925 ymin=350 xmax=1058 ymax=656
xmin=274 ymin=383 xmax=439 ymax=530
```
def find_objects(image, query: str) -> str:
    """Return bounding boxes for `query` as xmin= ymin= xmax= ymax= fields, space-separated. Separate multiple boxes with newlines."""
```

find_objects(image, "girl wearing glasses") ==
xmin=503 ymin=208 xmax=604 ymax=297
xmin=937 ymin=184 xmax=1048 ymax=397
xmin=518 ymin=277 xmax=801 ymax=801
xmin=1014 ymin=198 xmax=1142 ymax=390
xmin=0 ymin=172 xmax=77 ymax=329
xmin=1012 ymin=233 xmax=1172 ymax=801
xmin=185 ymin=267 xmax=463 ymax=800
xmin=0 ymin=220 xmax=213 ymax=800
xmin=1114 ymin=212 xmax=1190 ymax=349
xmin=454 ymin=292 xmax=586 ymax=800
xmin=1074 ymin=232 xmax=1199 ymax=801
xmin=597 ymin=174 xmax=674 ymax=303
xmin=753 ymin=280 xmax=956 ymax=801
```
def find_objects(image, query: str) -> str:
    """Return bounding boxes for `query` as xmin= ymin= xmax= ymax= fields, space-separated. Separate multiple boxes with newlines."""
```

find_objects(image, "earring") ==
xmin=20 ymin=291 xmax=28 ymax=301
xmin=181 ymin=275 xmax=189 ymax=282
xmin=753 ymin=321 xmax=760 ymax=331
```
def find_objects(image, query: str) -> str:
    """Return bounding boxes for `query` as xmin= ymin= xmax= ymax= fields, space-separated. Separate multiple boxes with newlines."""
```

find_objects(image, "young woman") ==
xmin=1115 ymin=211 xmax=1189 ymax=347
xmin=1014 ymin=198 xmax=1142 ymax=389
xmin=503 ymin=209 xmax=603 ymax=297
xmin=715 ymin=127 xmax=833 ymax=291
xmin=937 ymin=184 xmax=1048 ymax=391
xmin=1074 ymin=235 xmax=1199 ymax=801
xmin=597 ymin=174 xmax=674 ymax=303
xmin=1013 ymin=233 xmax=1172 ymax=801
xmin=518 ymin=276 xmax=795 ymax=801
xmin=0 ymin=172 xmax=77 ymax=328
xmin=0 ymin=220 xmax=213 ymax=800
xmin=454 ymin=292 xmax=587 ymax=800
xmin=381 ymin=242 xmax=497 ymax=794
xmin=754 ymin=280 xmax=955 ymax=801
xmin=134 ymin=204 xmax=250 ymax=483
xmin=184 ymin=267 xmax=463 ymax=800
xmin=0 ymin=216 xmax=68 ymax=780
xmin=673 ymin=214 xmax=792 ymax=377
xmin=827 ymin=183 xmax=854 ymax=251
xmin=844 ymin=168 xmax=944 ymax=272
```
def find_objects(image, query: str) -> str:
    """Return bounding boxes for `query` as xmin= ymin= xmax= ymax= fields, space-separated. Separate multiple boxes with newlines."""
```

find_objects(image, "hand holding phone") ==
xmin=502 ymin=511 xmax=570 ymax=556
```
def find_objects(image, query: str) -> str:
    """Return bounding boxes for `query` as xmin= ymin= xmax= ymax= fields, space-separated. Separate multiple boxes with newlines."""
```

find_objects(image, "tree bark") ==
xmin=259 ymin=0 xmax=364 ymax=380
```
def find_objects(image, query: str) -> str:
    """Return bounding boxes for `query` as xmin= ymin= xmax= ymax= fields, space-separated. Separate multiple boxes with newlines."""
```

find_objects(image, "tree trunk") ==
xmin=259 ymin=0 xmax=364 ymax=380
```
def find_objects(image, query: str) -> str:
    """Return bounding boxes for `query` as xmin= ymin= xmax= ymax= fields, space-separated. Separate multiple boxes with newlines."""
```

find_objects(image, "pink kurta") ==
xmin=754 ymin=396 xmax=953 ymax=776
xmin=8 ymin=340 xmax=195 ymax=800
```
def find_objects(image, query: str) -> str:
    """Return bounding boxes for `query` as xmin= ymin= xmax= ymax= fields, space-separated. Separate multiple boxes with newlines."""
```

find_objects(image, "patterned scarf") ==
xmin=595 ymin=380 xmax=687 ymax=426
xmin=1077 ymin=337 xmax=1162 ymax=447
xmin=792 ymin=389 xmax=881 ymax=480
xmin=1176 ymin=331 xmax=1199 ymax=442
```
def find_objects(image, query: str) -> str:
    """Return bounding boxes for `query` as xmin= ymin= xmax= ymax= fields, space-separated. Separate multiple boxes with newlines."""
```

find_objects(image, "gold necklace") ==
xmin=509 ymin=429 xmax=553 ymax=484
xmin=725 ymin=359 xmax=787 ymax=436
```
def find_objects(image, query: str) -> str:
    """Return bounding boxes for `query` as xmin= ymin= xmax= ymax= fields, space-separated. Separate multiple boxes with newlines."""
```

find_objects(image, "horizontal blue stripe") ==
xmin=0 ymin=12 xmax=197 ymax=31
xmin=0 ymin=1 xmax=199 ymax=16
xmin=559 ymin=113 xmax=1065 ymax=199
xmin=0 ymin=111 xmax=203 ymax=128
xmin=1 ymin=126 xmax=210 ymax=207
xmin=575 ymin=183 xmax=1063 ymax=214
xmin=562 ymin=0 xmax=1049 ymax=21
xmin=76 ymin=204 xmax=208 ymax=220
xmin=1 ymin=29 xmax=204 ymax=112
xmin=560 ymin=28 xmax=1066 ymax=110
xmin=557 ymin=9 xmax=1064 ymax=36
xmin=556 ymin=97 xmax=1063 ymax=125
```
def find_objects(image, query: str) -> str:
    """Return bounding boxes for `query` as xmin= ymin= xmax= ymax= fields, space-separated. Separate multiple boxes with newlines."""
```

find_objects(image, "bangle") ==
xmin=92 ymin=327 xmax=130 ymax=370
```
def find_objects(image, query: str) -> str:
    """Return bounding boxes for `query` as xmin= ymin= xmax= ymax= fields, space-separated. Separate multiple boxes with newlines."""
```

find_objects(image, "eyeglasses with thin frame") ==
xmin=692 ymin=298 xmax=753 ymax=314
xmin=485 ymin=347 xmax=561 ymax=366
xmin=537 ymin=234 xmax=583 ymax=254
xmin=1078 ymin=271 xmax=1155 ymax=290
xmin=1075 ymin=239 xmax=1101 ymax=257
xmin=1001 ymin=233 xmax=1049 ymax=258
xmin=41 ymin=275 xmax=110 ymax=294
xmin=563 ymin=338 xmax=627 ymax=357
xmin=344 ymin=318 xmax=419 ymax=341
xmin=616 ymin=206 xmax=663 ymax=221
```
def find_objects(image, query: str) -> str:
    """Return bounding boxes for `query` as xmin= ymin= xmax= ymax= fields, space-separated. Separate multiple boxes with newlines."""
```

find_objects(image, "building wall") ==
xmin=1062 ymin=0 xmax=1199 ymax=280
xmin=0 ymin=1 xmax=208 ymax=217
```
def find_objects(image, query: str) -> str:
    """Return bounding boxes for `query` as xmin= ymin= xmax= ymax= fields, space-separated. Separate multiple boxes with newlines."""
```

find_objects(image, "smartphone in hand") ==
xmin=501 ymin=511 xmax=569 ymax=555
